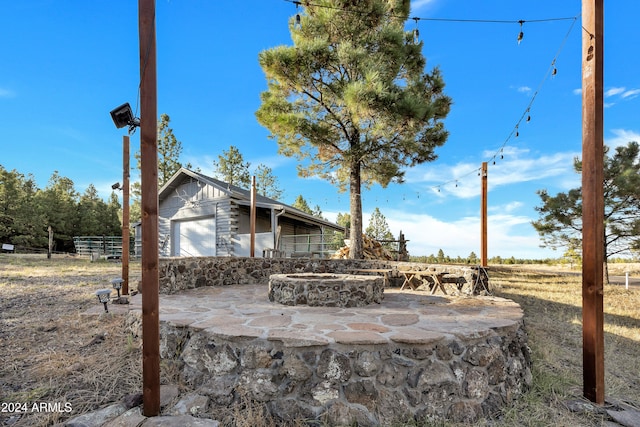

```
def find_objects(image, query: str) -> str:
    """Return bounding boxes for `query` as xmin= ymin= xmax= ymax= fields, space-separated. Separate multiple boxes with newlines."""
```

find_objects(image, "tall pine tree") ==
xmin=257 ymin=0 xmax=451 ymax=258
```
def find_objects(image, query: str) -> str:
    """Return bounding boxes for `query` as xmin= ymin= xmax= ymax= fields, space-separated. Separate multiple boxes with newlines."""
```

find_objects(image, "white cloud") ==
xmin=606 ymin=129 xmax=640 ymax=149
xmin=405 ymin=146 xmax=577 ymax=199
xmin=517 ymin=86 xmax=532 ymax=94
xmin=411 ymin=0 xmax=438 ymax=11
xmin=621 ymin=88 xmax=640 ymax=99
xmin=572 ymin=88 xmax=582 ymax=95
xmin=605 ymin=87 xmax=626 ymax=97
xmin=490 ymin=201 xmax=523 ymax=214
xmin=375 ymin=209 xmax=555 ymax=259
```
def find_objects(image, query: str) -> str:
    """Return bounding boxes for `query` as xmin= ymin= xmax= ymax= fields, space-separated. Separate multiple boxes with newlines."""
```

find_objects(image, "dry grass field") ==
xmin=0 ymin=255 xmax=638 ymax=426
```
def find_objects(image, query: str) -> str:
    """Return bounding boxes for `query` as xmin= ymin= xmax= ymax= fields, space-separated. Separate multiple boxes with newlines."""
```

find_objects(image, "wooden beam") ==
xmin=122 ymin=135 xmax=130 ymax=296
xmin=480 ymin=162 xmax=488 ymax=267
xmin=250 ymin=176 xmax=256 ymax=257
xmin=138 ymin=0 xmax=160 ymax=416
xmin=581 ymin=0 xmax=605 ymax=405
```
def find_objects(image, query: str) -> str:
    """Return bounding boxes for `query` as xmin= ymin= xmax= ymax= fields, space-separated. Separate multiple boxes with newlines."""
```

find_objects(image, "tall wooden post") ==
xmin=480 ymin=162 xmax=488 ymax=267
xmin=250 ymin=176 xmax=256 ymax=257
xmin=122 ymin=135 xmax=130 ymax=295
xmin=48 ymin=226 xmax=53 ymax=259
xmin=581 ymin=0 xmax=604 ymax=405
xmin=138 ymin=0 xmax=160 ymax=416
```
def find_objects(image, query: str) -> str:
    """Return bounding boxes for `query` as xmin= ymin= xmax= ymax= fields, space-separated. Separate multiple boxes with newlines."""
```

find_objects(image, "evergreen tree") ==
xmin=256 ymin=0 xmax=451 ymax=258
xmin=77 ymin=184 xmax=102 ymax=236
xmin=0 ymin=166 xmax=44 ymax=247
xmin=365 ymin=207 xmax=394 ymax=249
xmin=36 ymin=172 xmax=79 ymax=252
xmin=292 ymin=195 xmax=313 ymax=215
xmin=254 ymin=164 xmax=283 ymax=200
xmin=132 ymin=113 xmax=185 ymax=222
xmin=212 ymin=145 xmax=251 ymax=188
xmin=533 ymin=141 xmax=640 ymax=281
xmin=157 ymin=113 xmax=184 ymax=187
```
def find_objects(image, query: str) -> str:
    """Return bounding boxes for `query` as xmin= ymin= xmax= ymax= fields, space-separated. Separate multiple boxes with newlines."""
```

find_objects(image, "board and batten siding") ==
xmin=157 ymin=180 xmax=236 ymax=257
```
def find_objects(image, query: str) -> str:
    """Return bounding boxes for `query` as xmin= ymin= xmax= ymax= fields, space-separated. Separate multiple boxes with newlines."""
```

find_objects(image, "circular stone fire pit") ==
xmin=268 ymin=273 xmax=383 ymax=307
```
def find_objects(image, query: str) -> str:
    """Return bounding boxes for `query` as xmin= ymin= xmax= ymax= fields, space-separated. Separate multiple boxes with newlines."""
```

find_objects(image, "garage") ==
xmin=173 ymin=217 xmax=216 ymax=257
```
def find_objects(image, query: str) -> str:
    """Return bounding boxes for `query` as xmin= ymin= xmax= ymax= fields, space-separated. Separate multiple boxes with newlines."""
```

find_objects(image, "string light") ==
xmin=517 ymin=20 xmax=524 ymax=44
xmin=412 ymin=17 xmax=420 ymax=44
xmin=282 ymin=0 xmax=579 ymax=198
xmin=294 ymin=1 xmax=302 ymax=29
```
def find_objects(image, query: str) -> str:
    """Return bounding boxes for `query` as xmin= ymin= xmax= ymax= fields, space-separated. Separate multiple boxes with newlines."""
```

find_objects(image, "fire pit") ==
xmin=268 ymin=273 xmax=383 ymax=307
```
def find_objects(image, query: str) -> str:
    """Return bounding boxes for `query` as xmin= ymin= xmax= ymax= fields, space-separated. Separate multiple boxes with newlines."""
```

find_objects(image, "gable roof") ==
xmin=159 ymin=168 xmax=344 ymax=232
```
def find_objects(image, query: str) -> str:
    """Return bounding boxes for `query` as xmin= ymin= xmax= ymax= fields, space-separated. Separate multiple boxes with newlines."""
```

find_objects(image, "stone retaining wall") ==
xmin=158 ymin=257 xmax=489 ymax=295
xmin=125 ymin=311 xmax=531 ymax=425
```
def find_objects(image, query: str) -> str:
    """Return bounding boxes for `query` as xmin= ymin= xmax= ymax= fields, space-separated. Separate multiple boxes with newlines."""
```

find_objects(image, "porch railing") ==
xmin=278 ymin=233 xmax=343 ymax=258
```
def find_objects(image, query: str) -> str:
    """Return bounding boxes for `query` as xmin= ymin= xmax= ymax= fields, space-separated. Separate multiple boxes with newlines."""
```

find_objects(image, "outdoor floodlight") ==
xmin=112 ymin=182 xmax=121 ymax=190
xmin=96 ymin=289 xmax=112 ymax=313
xmin=111 ymin=278 xmax=124 ymax=299
xmin=110 ymin=102 xmax=140 ymax=133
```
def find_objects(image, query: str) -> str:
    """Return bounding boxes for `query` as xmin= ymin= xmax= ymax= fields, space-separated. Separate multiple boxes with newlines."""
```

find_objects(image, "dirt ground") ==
xmin=1 ymin=255 xmax=638 ymax=427
xmin=0 ymin=255 xmax=143 ymax=427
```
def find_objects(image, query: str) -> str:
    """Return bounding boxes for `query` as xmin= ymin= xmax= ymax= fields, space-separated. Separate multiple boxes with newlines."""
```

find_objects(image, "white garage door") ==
xmin=174 ymin=217 xmax=216 ymax=257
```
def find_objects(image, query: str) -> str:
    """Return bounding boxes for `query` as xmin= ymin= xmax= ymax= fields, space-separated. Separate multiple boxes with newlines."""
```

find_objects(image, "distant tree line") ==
xmin=0 ymin=166 xmax=121 ymax=253
xmin=409 ymin=250 xmax=556 ymax=265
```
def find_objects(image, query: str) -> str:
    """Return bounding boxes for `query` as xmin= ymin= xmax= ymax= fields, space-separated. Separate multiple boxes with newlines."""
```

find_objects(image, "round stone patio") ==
xmin=126 ymin=285 xmax=531 ymax=425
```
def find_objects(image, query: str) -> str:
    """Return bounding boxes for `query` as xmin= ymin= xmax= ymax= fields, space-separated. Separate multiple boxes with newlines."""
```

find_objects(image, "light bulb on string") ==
xmin=412 ymin=17 xmax=420 ymax=44
xmin=294 ymin=1 xmax=302 ymax=30
xmin=517 ymin=20 xmax=524 ymax=45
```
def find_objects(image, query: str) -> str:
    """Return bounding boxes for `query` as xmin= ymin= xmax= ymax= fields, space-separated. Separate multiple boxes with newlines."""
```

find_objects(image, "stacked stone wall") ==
xmin=158 ymin=257 xmax=488 ymax=295
xmin=126 ymin=313 xmax=531 ymax=425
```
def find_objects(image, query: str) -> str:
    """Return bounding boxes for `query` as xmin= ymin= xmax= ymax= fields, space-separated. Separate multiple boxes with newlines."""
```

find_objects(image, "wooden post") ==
xmin=581 ymin=0 xmax=605 ymax=405
xmin=122 ymin=135 xmax=130 ymax=295
xmin=138 ymin=0 xmax=160 ymax=416
xmin=480 ymin=162 xmax=488 ymax=267
xmin=250 ymin=176 xmax=256 ymax=257
xmin=48 ymin=226 xmax=53 ymax=259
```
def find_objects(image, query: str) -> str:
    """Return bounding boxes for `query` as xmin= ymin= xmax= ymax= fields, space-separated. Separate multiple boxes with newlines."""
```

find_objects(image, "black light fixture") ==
xmin=110 ymin=102 xmax=140 ymax=133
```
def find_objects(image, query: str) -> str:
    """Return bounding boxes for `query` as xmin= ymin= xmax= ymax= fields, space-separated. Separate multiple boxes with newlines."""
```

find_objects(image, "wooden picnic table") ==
xmin=399 ymin=270 xmax=449 ymax=294
xmin=351 ymin=268 xmax=393 ymax=287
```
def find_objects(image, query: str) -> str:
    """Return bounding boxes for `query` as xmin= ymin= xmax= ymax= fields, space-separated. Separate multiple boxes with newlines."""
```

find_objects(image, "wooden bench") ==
xmin=351 ymin=269 xmax=393 ymax=287
xmin=399 ymin=271 xmax=449 ymax=294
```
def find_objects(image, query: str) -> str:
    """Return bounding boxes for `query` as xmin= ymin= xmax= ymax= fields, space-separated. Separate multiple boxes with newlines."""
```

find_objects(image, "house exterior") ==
xmin=134 ymin=168 xmax=345 ymax=258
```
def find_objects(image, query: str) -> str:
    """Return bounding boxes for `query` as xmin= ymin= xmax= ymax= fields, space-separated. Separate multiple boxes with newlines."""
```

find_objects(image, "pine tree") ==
xmin=256 ymin=0 xmax=451 ymax=259
xmin=212 ymin=145 xmax=251 ymax=188
xmin=365 ymin=207 xmax=394 ymax=249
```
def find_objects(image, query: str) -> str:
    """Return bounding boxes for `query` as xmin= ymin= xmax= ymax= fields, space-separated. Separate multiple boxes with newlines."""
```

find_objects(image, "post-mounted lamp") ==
xmin=95 ymin=289 xmax=112 ymax=313
xmin=111 ymin=278 xmax=124 ymax=299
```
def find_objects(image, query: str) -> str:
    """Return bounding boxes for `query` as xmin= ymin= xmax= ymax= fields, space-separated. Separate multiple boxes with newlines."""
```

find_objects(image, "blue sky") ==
xmin=2 ymin=1 xmax=639 ymax=260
